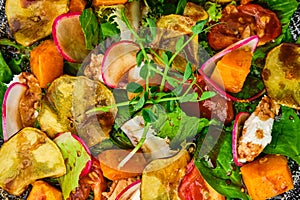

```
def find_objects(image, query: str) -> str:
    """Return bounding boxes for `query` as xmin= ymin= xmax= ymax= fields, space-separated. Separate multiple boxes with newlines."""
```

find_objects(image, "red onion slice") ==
xmin=199 ymin=35 xmax=264 ymax=102
xmin=232 ymin=112 xmax=250 ymax=167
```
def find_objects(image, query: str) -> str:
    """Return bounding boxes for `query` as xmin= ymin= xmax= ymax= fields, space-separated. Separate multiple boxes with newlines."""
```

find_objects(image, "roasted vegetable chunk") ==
xmin=141 ymin=148 xmax=191 ymax=200
xmin=27 ymin=180 xmax=62 ymax=200
xmin=241 ymin=154 xmax=294 ymax=200
xmin=38 ymin=75 xmax=117 ymax=147
xmin=262 ymin=43 xmax=300 ymax=110
xmin=0 ymin=127 xmax=66 ymax=196
xmin=5 ymin=0 xmax=69 ymax=46
xmin=30 ymin=40 xmax=64 ymax=88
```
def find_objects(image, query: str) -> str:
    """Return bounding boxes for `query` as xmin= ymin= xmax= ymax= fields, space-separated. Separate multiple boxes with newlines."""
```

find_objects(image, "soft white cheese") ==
xmin=121 ymin=116 xmax=177 ymax=160
xmin=240 ymin=115 xmax=274 ymax=146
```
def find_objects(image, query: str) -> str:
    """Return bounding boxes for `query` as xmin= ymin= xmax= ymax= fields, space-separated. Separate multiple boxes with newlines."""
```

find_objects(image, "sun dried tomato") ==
xmin=208 ymin=4 xmax=281 ymax=50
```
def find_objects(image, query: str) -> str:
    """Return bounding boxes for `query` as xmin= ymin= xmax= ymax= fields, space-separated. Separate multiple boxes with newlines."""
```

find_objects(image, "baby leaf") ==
xmin=199 ymin=91 xmax=216 ymax=101
xmin=192 ymin=19 xmax=208 ymax=35
xmin=142 ymin=108 xmax=158 ymax=123
xmin=126 ymin=82 xmax=144 ymax=93
xmin=183 ymin=62 xmax=192 ymax=81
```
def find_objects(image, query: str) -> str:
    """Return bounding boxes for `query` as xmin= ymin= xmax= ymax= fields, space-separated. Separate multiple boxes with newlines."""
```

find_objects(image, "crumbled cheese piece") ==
xmin=121 ymin=116 xmax=177 ymax=160
xmin=238 ymin=96 xmax=280 ymax=163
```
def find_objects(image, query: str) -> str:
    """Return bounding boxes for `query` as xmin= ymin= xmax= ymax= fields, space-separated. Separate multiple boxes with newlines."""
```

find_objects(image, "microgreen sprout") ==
xmin=87 ymin=9 xmax=216 ymax=167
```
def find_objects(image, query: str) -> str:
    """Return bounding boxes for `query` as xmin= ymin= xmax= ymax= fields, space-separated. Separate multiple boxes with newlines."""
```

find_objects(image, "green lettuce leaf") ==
xmin=0 ymin=52 xmax=13 ymax=83
xmin=54 ymin=132 xmax=91 ymax=200
xmin=80 ymin=9 xmax=100 ymax=50
xmin=151 ymin=105 xmax=210 ymax=149
xmin=264 ymin=106 xmax=300 ymax=165
xmin=194 ymin=126 xmax=250 ymax=200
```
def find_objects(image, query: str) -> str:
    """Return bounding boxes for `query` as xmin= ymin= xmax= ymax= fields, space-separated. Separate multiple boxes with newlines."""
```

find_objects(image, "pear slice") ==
xmin=262 ymin=43 xmax=300 ymax=110
xmin=0 ymin=127 xmax=66 ymax=196
xmin=5 ymin=0 xmax=68 ymax=46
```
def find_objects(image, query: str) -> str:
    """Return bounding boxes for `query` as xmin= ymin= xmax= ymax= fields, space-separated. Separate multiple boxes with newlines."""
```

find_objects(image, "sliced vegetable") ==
xmin=141 ymin=148 xmax=191 ymax=200
xmin=30 ymin=40 xmax=64 ymax=88
xmin=97 ymin=149 xmax=147 ymax=180
xmin=240 ymin=154 xmax=294 ymax=200
xmin=54 ymin=132 xmax=92 ymax=200
xmin=101 ymin=40 xmax=140 ymax=88
xmin=115 ymin=180 xmax=141 ymax=200
xmin=37 ymin=75 xmax=117 ymax=147
xmin=52 ymin=12 xmax=91 ymax=62
xmin=27 ymin=180 xmax=63 ymax=200
xmin=199 ymin=35 xmax=263 ymax=102
xmin=232 ymin=112 xmax=250 ymax=167
xmin=5 ymin=0 xmax=69 ymax=46
xmin=262 ymin=43 xmax=300 ymax=109
xmin=2 ymin=82 xmax=27 ymax=141
xmin=0 ymin=127 xmax=66 ymax=196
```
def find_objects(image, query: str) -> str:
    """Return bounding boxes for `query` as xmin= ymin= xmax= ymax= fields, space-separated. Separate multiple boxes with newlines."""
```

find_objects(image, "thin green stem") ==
xmin=168 ymin=34 xmax=196 ymax=66
xmin=118 ymin=123 xmax=150 ymax=169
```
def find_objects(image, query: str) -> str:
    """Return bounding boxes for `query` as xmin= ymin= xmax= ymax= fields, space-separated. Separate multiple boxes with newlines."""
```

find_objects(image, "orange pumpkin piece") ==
xmin=240 ymin=154 xmax=294 ymax=200
xmin=27 ymin=180 xmax=62 ymax=200
xmin=210 ymin=49 xmax=252 ymax=93
xmin=69 ymin=0 xmax=87 ymax=12
xmin=30 ymin=40 xmax=64 ymax=88
xmin=92 ymin=0 xmax=128 ymax=7
xmin=97 ymin=149 xmax=147 ymax=180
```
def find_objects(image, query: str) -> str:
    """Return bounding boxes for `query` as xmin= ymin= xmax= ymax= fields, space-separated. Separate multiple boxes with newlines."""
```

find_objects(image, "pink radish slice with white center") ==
xmin=232 ymin=112 xmax=250 ymax=167
xmin=102 ymin=41 xmax=140 ymax=88
xmin=199 ymin=35 xmax=264 ymax=102
xmin=2 ymin=82 xmax=27 ymax=141
xmin=115 ymin=180 xmax=141 ymax=200
xmin=52 ymin=12 xmax=91 ymax=63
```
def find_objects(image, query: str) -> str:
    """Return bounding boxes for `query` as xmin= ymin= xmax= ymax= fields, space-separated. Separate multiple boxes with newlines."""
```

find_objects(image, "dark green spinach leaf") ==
xmin=80 ymin=9 xmax=100 ymax=50
xmin=194 ymin=127 xmax=250 ymax=200
xmin=264 ymin=106 xmax=300 ymax=165
xmin=0 ymin=52 xmax=13 ymax=83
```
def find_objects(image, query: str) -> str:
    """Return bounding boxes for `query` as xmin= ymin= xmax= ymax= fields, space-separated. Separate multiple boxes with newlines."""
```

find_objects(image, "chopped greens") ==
xmin=264 ymin=106 xmax=300 ymax=165
xmin=195 ymin=126 xmax=251 ymax=200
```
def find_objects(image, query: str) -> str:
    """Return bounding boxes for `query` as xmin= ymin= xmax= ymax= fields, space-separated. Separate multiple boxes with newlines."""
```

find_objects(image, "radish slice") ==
xmin=115 ymin=180 xmax=141 ymax=200
xmin=102 ymin=41 xmax=140 ymax=88
xmin=52 ymin=12 xmax=91 ymax=63
xmin=232 ymin=112 xmax=250 ymax=167
xmin=199 ymin=35 xmax=263 ymax=102
xmin=2 ymin=82 xmax=27 ymax=141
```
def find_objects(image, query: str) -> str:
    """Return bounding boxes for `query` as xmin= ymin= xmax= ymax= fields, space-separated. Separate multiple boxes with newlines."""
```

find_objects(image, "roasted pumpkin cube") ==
xmin=211 ymin=49 xmax=252 ymax=93
xmin=30 ymin=40 xmax=64 ymax=88
xmin=27 ymin=180 xmax=62 ymax=200
xmin=240 ymin=154 xmax=294 ymax=200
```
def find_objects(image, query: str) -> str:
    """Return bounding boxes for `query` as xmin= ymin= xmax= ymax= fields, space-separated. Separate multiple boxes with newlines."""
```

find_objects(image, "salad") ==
xmin=0 ymin=0 xmax=299 ymax=199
